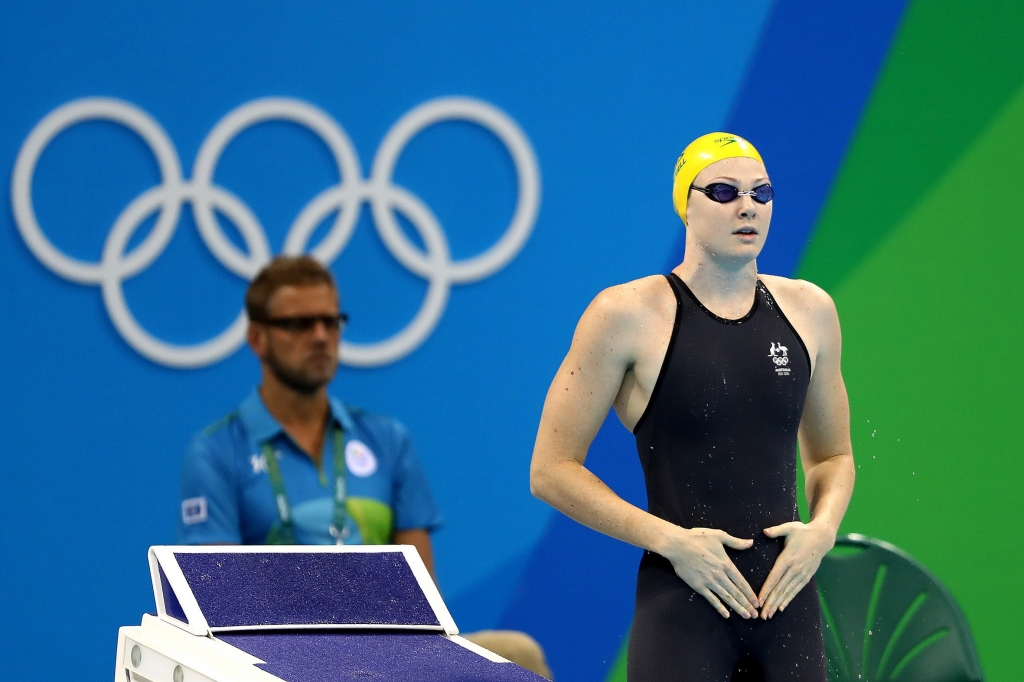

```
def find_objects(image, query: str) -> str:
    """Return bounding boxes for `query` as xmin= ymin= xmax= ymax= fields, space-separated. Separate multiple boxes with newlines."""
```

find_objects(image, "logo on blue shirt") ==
xmin=182 ymin=497 xmax=208 ymax=525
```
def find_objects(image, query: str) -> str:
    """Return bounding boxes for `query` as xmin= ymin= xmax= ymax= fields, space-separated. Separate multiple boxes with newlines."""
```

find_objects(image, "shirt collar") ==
xmin=239 ymin=388 xmax=356 ymax=445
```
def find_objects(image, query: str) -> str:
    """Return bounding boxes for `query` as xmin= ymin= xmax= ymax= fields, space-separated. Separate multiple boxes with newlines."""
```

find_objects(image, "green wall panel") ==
xmin=800 ymin=0 xmax=1024 ymax=292
xmin=815 ymin=80 xmax=1024 ymax=681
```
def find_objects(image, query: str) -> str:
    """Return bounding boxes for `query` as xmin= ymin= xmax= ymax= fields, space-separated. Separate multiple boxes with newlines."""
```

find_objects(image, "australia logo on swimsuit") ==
xmin=769 ymin=342 xmax=791 ymax=376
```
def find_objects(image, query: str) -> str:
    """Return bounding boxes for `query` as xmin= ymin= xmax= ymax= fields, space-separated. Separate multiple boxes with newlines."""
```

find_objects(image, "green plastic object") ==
xmin=817 ymin=534 xmax=983 ymax=682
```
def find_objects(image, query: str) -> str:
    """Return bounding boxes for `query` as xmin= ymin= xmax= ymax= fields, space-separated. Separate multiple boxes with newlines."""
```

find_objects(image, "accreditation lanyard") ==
xmin=261 ymin=424 xmax=349 ymax=545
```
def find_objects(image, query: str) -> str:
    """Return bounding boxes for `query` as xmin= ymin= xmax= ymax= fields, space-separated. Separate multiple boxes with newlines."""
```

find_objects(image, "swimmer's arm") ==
xmin=761 ymin=288 xmax=855 ymax=617
xmin=530 ymin=287 xmax=759 ymax=619
xmin=797 ymin=291 xmax=855 ymax=536
xmin=529 ymin=287 xmax=670 ymax=549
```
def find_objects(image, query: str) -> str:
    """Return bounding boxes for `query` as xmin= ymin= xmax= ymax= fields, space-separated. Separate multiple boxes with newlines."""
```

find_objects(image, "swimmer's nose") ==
xmin=736 ymin=194 xmax=758 ymax=220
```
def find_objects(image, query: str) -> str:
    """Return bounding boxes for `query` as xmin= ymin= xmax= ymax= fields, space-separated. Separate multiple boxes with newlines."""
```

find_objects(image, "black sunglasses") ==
xmin=691 ymin=182 xmax=773 ymax=204
xmin=260 ymin=313 xmax=349 ymax=333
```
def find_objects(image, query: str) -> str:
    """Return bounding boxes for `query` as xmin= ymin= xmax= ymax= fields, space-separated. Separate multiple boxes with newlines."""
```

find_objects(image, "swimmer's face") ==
xmin=684 ymin=157 xmax=771 ymax=264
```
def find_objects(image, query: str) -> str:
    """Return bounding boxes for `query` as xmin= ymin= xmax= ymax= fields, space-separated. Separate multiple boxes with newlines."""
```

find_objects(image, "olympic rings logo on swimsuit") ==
xmin=11 ymin=96 xmax=541 ymax=368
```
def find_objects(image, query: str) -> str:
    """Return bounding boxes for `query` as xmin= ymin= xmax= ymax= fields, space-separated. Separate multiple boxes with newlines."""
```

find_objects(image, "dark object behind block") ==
xmin=816 ymin=534 xmax=983 ymax=682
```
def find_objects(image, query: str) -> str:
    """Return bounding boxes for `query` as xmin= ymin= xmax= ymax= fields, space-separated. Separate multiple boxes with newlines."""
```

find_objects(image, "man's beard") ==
xmin=265 ymin=346 xmax=335 ymax=395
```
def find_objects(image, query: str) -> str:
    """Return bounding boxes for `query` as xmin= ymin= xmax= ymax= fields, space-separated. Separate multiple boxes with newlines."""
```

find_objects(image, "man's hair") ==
xmin=245 ymin=256 xmax=337 ymax=321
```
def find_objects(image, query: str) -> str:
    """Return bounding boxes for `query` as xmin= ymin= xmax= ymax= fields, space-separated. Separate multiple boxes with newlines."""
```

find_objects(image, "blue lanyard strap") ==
xmin=262 ymin=423 xmax=348 ymax=545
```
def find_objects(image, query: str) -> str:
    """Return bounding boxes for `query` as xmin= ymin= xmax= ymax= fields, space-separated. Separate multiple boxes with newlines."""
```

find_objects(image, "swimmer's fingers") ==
xmin=777 ymin=568 xmax=812 ymax=613
xmin=696 ymin=587 xmax=730 ymax=619
xmin=721 ymin=561 xmax=759 ymax=612
xmin=716 ymin=530 xmax=755 ymax=551
xmin=758 ymin=559 xmax=793 ymax=617
xmin=712 ymin=574 xmax=757 ymax=618
xmin=758 ymin=525 xmax=803 ymax=609
xmin=713 ymin=583 xmax=753 ymax=619
xmin=763 ymin=521 xmax=803 ymax=540
xmin=711 ymin=531 xmax=757 ymax=613
xmin=762 ymin=563 xmax=812 ymax=619
xmin=761 ymin=566 xmax=793 ymax=618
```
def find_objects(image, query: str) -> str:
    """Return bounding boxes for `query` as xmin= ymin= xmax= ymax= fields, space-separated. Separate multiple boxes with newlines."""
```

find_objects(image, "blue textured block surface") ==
xmin=219 ymin=632 xmax=545 ymax=682
xmin=174 ymin=552 xmax=439 ymax=628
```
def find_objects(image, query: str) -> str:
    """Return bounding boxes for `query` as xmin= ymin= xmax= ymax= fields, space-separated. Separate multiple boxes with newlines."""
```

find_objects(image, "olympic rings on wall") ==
xmin=11 ymin=96 xmax=541 ymax=368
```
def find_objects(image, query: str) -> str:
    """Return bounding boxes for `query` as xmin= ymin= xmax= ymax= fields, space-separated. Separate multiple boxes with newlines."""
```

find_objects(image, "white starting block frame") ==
xmin=115 ymin=545 xmax=541 ymax=682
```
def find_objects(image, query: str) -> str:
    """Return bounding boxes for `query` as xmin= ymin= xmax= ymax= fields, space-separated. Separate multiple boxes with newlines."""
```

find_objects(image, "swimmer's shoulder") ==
xmin=571 ymin=276 xmax=674 ymax=350
xmin=759 ymin=274 xmax=839 ymax=331
xmin=586 ymin=275 xmax=675 ymax=325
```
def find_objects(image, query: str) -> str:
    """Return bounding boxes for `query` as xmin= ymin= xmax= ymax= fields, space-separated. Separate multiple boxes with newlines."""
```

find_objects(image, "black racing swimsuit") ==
xmin=628 ymin=273 xmax=826 ymax=682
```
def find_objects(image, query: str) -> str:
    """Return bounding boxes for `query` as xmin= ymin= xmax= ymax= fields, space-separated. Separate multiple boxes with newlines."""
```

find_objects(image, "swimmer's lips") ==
xmin=733 ymin=227 xmax=759 ymax=240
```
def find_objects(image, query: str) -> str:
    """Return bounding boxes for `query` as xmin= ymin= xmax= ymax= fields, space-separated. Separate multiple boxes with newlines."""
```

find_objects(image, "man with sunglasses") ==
xmin=530 ymin=133 xmax=854 ymax=681
xmin=176 ymin=256 xmax=553 ymax=678
xmin=177 ymin=255 xmax=442 ymax=554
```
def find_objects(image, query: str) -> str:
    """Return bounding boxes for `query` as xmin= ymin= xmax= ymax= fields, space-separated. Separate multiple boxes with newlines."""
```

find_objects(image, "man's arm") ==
xmin=394 ymin=528 xmax=435 ymax=582
xmin=178 ymin=434 xmax=244 ymax=544
xmin=531 ymin=283 xmax=759 ymax=619
xmin=387 ymin=415 xmax=442 ymax=584
xmin=759 ymin=286 xmax=856 ymax=618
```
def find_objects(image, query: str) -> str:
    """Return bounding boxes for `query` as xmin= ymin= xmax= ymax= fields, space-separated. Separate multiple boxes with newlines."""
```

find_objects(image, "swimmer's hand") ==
xmin=759 ymin=521 xmax=836 ymax=619
xmin=662 ymin=527 xmax=758 ymax=619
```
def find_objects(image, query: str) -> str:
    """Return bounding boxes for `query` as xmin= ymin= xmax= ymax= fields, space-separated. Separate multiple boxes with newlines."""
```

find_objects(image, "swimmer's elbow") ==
xmin=529 ymin=459 xmax=561 ymax=504
xmin=529 ymin=464 xmax=549 ymax=501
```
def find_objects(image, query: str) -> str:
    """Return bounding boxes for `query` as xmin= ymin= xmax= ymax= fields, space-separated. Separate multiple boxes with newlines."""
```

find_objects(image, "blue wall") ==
xmin=0 ymin=3 xmax=905 ymax=680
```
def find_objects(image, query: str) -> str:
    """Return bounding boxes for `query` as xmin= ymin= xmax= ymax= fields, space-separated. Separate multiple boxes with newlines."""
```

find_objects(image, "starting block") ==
xmin=115 ymin=546 xmax=545 ymax=681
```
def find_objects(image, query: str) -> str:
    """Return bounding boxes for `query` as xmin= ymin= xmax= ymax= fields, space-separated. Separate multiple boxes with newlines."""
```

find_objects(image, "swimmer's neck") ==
xmin=673 ymin=251 xmax=759 ymax=305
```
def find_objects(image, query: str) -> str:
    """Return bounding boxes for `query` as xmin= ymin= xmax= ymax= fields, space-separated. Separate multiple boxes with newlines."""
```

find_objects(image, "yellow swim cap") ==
xmin=672 ymin=132 xmax=764 ymax=225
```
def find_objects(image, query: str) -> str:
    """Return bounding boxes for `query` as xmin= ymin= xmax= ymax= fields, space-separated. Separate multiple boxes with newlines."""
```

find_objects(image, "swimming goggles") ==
xmin=690 ymin=183 xmax=774 ymax=204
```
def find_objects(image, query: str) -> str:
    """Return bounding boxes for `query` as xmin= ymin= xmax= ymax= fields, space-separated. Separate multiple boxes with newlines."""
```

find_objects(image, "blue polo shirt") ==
xmin=177 ymin=389 xmax=442 ymax=545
